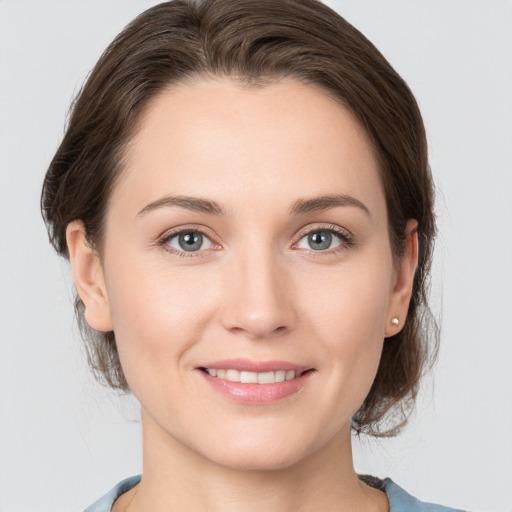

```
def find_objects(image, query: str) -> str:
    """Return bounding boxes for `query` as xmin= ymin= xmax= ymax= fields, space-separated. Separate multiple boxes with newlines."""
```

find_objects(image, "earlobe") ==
xmin=66 ymin=220 xmax=114 ymax=332
xmin=385 ymin=219 xmax=419 ymax=337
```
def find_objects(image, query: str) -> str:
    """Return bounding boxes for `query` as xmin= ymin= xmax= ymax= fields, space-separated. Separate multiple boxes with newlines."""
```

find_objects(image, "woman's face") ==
xmin=72 ymin=78 xmax=415 ymax=470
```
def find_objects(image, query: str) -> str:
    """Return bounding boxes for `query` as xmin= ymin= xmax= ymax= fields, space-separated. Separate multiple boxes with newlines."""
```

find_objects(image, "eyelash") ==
xmin=157 ymin=224 xmax=354 ymax=258
xmin=157 ymin=225 xmax=219 ymax=258
xmin=293 ymin=224 xmax=354 ymax=256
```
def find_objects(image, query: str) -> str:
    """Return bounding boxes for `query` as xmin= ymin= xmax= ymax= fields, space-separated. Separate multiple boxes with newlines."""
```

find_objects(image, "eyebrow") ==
xmin=137 ymin=195 xmax=227 ymax=217
xmin=290 ymin=194 xmax=370 ymax=217
xmin=136 ymin=193 xmax=370 ymax=218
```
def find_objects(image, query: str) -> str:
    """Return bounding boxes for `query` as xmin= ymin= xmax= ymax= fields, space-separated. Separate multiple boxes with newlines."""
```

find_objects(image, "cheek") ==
xmin=301 ymin=253 xmax=394 ymax=401
xmin=305 ymin=256 xmax=393 ymax=346
xmin=103 ymin=257 xmax=220 ymax=379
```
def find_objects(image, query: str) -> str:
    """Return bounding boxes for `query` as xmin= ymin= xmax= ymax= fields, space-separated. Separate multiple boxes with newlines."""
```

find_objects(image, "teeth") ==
xmin=205 ymin=368 xmax=303 ymax=384
xmin=240 ymin=371 xmax=258 ymax=383
xmin=258 ymin=371 xmax=274 ymax=384
xmin=226 ymin=369 xmax=240 ymax=382
xmin=285 ymin=370 xmax=296 ymax=381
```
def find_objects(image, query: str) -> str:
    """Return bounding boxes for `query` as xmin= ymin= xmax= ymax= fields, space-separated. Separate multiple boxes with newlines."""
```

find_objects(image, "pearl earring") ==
xmin=391 ymin=316 xmax=400 ymax=326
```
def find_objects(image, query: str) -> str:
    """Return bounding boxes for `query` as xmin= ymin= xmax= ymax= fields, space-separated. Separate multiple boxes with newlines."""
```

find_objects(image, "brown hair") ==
xmin=41 ymin=0 xmax=438 ymax=436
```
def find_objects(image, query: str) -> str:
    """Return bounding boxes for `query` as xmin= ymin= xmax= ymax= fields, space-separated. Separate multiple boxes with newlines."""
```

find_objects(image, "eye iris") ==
xmin=178 ymin=232 xmax=203 ymax=251
xmin=308 ymin=231 xmax=332 ymax=250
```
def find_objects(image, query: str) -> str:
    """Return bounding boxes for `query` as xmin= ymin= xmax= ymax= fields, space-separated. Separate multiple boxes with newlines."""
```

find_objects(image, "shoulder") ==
xmin=381 ymin=478 xmax=470 ymax=512
xmin=83 ymin=475 xmax=141 ymax=512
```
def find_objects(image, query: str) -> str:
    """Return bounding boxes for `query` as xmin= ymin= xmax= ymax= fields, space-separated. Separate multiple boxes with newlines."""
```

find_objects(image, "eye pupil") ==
xmin=308 ymin=231 xmax=332 ymax=250
xmin=179 ymin=232 xmax=203 ymax=251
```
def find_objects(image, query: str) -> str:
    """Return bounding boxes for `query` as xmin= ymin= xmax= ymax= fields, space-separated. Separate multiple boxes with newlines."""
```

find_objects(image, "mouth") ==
xmin=200 ymin=368 xmax=311 ymax=384
xmin=197 ymin=360 xmax=315 ymax=404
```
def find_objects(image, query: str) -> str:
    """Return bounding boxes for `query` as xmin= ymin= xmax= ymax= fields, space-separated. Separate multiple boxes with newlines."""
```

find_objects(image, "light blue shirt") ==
xmin=84 ymin=475 xmax=468 ymax=512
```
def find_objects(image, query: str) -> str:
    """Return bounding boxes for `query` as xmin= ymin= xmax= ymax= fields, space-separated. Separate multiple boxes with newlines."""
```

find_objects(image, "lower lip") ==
xmin=199 ymin=370 xmax=313 ymax=404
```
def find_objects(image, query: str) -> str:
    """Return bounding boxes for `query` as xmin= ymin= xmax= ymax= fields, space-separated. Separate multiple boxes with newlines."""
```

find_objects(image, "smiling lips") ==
xmin=198 ymin=360 xmax=314 ymax=403
xmin=203 ymin=368 xmax=305 ymax=384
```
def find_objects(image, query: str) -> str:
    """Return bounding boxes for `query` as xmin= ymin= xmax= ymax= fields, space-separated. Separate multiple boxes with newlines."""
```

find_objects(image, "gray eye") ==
xmin=167 ymin=232 xmax=212 ymax=252
xmin=308 ymin=231 xmax=332 ymax=250
xmin=297 ymin=230 xmax=342 ymax=251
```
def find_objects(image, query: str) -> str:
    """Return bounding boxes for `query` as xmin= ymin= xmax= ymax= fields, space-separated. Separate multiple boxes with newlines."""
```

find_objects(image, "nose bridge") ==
xmin=221 ymin=239 xmax=296 ymax=338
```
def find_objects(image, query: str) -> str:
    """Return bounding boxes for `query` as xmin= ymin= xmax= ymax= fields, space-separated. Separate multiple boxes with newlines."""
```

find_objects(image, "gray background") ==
xmin=1 ymin=1 xmax=511 ymax=511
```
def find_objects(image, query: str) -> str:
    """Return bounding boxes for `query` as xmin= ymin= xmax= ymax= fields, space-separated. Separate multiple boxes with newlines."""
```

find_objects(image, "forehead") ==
xmin=113 ymin=77 xmax=385 ymax=218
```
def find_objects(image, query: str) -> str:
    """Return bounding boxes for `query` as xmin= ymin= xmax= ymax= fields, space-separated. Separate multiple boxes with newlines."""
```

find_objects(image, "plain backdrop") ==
xmin=1 ymin=1 xmax=511 ymax=511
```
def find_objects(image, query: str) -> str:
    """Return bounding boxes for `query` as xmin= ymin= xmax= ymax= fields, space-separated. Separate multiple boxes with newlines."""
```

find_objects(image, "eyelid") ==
xmin=157 ymin=224 xmax=222 ymax=256
xmin=155 ymin=222 xmax=354 ymax=257
xmin=291 ymin=223 xmax=354 ymax=251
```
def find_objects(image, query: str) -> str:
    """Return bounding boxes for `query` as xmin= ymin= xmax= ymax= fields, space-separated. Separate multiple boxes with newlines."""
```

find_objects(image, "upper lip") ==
xmin=198 ymin=358 xmax=313 ymax=373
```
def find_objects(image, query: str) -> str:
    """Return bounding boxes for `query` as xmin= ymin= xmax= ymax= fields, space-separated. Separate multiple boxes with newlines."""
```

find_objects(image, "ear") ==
xmin=66 ymin=220 xmax=114 ymax=332
xmin=385 ymin=219 xmax=419 ymax=337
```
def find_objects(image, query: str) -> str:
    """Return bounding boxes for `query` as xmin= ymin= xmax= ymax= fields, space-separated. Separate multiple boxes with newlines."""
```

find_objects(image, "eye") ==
xmin=295 ymin=227 xmax=350 ymax=252
xmin=164 ymin=230 xmax=214 ymax=253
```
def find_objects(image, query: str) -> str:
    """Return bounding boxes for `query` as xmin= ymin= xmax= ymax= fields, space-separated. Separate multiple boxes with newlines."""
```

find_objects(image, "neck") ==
xmin=117 ymin=409 xmax=387 ymax=512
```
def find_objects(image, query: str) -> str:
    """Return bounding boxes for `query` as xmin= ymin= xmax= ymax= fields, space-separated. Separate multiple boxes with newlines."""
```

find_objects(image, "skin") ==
xmin=67 ymin=77 xmax=418 ymax=512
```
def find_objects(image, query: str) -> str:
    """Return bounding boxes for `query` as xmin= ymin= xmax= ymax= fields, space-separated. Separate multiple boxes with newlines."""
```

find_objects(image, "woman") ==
xmin=41 ymin=0 xmax=463 ymax=510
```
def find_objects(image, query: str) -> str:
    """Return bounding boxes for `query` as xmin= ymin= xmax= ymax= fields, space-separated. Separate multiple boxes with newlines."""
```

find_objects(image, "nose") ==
xmin=220 ymin=247 xmax=298 ymax=339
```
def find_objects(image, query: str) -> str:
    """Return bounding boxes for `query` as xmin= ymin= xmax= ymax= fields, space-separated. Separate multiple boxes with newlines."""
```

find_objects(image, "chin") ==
xmin=208 ymin=446 xmax=308 ymax=472
xmin=195 ymin=429 xmax=325 ymax=473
